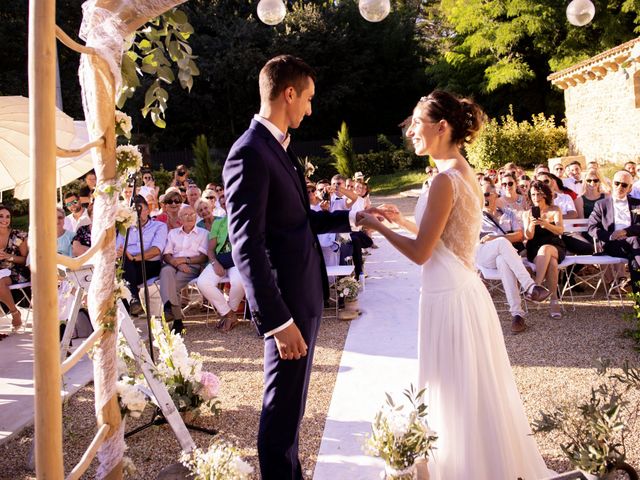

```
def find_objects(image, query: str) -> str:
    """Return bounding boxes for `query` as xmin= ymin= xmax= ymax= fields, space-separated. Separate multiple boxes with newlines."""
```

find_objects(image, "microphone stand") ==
xmin=120 ymin=174 xmax=154 ymax=363
xmin=122 ymin=174 xmax=216 ymax=439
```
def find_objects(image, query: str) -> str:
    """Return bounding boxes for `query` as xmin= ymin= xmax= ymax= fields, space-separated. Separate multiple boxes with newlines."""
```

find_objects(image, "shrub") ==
xmin=466 ymin=107 xmax=568 ymax=170
xmin=191 ymin=134 xmax=222 ymax=188
xmin=324 ymin=122 xmax=357 ymax=178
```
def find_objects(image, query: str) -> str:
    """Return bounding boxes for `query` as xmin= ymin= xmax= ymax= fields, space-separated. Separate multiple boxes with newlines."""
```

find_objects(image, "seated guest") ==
xmin=159 ymin=205 xmax=208 ymax=333
xmin=477 ymin=179 xmax=549 ymax=333
xmin=78 ymin=185 xmax=92 ymax=208
xmin=63 ymin=190 xmax=92 ymax=233
xmin=354 ymin=179 xmax=372 ymax=209
xmin=115 ymin=196 xmax=168 ymax=316
xmin=195 ymin=198 xmax=215 ymax=231
xmin=538 ymin=171 xmax=593 ymax=256
xmin=523 ymin=181 xmax=566 ymax=319
xmin=155 ymin=190 xmax=183 ymax=230
xmin=197 ymin=194 xmax=245 ymax=332
xmin=536 ymin=172 xmax=578 ymax=218
xmin=170 ymin=164 xmax=192 ymax=189
xmin=563 ymin=161 xmax=584 ymax=195
xmin=552 ymin=162 xmax=566 ymax=179
xmin=517 ymin=175 xmax=531 ymax=196
xmin=72 ymin=204 xmax=93 ymax=257
xmin=0 ymin=205 xmax=29 ymax=332
xmin=83 ymin=170 xmax=97 ymax=194
xmin=588 ymin=170 xmax=640 ymax=294
xmin=627 ymin=161 xmax=640 ymax=199
xmin=120 ymin=185 xmax=134 ymax=207
xmin=496 ymin=173 xmax=528 ymax=212
xmin=534 ymin=163 xmax=550 ymax=175
xmin=56 ymin=207 xmax=75 ymax=257
xmin=186 ymin=184 xmax=201 ymax=209
xmin=577 ymin=169 xmax=608 ymax=219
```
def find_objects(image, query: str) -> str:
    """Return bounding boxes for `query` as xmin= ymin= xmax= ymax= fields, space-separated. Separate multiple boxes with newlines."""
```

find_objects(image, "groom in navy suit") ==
xmin=223 ymin=55 xmax=359 ymax=480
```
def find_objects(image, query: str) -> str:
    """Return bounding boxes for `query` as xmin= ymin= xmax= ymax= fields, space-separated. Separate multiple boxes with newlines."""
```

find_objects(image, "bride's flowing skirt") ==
xmin=418 ymin=243 xmax=549 ymax=480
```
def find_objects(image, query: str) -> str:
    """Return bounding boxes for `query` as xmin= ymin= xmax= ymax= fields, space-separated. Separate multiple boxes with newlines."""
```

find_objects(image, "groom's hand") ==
xmin=274 ymin=323 xmax=308 ymax=360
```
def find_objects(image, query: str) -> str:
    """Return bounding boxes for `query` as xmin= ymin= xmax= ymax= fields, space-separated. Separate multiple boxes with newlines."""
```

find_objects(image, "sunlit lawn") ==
xmin=369 ymin=169 xmax=425 ymax=196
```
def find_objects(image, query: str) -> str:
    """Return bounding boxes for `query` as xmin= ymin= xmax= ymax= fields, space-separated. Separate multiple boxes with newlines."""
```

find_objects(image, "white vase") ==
xmin=384 ymin=462 xmax=417 ymax=480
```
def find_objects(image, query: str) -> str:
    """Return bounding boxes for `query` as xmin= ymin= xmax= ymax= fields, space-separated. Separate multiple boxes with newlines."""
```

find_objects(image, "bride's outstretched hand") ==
xmin=377 ymin=204 xmax=404 ymax=225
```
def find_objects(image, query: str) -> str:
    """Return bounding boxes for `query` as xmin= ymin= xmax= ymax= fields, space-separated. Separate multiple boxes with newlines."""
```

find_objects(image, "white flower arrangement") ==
xmin=94 ymin=178 xmax=123 ymax=199
xmin=365 ymin=385 xmax=437 ymax=477
xmin=116 ymin=376 xmax=148 ymax=419
xmin=115 ymin=110 xmax=133 ymax=139
xmin=116 ymin=144 xmax=143 ymax=176
xmin=180 ymin=442 xmax=254 ymax=480
xmin=115 ymin=204 xmax=138 ymax=236
xmin=113 ymin=278 xmax=129 ymax=302
xmin=151 ymin=318 xmax=221 ymax=415
xmin=336 ymin=276 xmax=360 ymax=302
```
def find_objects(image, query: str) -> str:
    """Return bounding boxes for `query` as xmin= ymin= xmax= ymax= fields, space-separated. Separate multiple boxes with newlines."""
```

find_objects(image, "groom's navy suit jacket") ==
xmin=223 ymin=119 xmax=351 ymax=335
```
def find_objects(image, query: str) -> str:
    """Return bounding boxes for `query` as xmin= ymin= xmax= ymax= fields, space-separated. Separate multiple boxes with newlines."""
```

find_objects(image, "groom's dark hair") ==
xmin=259 ymin=55 xmax=316 ymax=101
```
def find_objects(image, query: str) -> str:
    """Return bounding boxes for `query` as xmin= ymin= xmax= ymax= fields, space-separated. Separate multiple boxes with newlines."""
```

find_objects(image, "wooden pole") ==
xmin=28 ymin=0 xmax=64 ymax=477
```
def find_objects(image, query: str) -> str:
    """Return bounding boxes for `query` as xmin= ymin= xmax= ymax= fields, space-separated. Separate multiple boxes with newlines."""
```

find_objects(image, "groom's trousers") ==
xmin=476 ymin=237 xmax=535 ymax=316
xmin=258 ymin=313 xmax=322 ymax=480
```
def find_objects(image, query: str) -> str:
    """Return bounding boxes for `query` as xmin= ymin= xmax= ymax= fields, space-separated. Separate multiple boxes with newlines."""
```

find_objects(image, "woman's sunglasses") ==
xmin=205 ymin=196 xmax=216 ymax=200
xmin=501 ymin=181 xmax=514 ymax=187
xmin=164 ymin=199 xmax=182 ymax=205
xmin=585 ymin=179 xmax=600 ymax=184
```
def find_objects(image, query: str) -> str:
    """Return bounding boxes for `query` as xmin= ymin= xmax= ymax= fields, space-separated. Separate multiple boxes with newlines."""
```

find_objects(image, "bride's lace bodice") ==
xmin=415 ymin=168 xmax=482 ymax=270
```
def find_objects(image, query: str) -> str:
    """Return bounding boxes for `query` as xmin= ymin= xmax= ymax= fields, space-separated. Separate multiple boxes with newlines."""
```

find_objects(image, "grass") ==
xmin=369 ymin=169 xmax=425 ymax=196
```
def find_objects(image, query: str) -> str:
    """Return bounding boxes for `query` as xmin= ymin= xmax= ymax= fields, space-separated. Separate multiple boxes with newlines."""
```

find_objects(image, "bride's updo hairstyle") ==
xmin=416 ymin=90 xmax=485 ymax=146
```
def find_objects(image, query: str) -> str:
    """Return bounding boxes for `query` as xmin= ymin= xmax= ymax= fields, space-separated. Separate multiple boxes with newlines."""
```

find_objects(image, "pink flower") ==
xmin=199 ymin=371 xmax=220 ymax=400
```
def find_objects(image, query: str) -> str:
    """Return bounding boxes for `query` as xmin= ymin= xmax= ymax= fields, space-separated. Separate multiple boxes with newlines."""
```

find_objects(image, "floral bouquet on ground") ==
xmin=180 ymin=441 xmax=254 ymax=480
xmin=365 ymin=385 xmax=437 ymax=480
xmin=336 ymin=276 xmax=360 ymax=302
xmin=151 ymin=318 xmax=221 ymax=417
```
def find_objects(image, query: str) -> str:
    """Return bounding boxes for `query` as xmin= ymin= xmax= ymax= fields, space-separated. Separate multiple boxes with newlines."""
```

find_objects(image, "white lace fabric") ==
xmin=416 ymin=168 xmax=482 ymax=270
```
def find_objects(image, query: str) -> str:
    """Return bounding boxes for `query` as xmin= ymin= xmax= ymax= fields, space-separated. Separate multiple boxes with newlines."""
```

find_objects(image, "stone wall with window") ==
xmin=548 ymin=37 xmax=640 ymax=165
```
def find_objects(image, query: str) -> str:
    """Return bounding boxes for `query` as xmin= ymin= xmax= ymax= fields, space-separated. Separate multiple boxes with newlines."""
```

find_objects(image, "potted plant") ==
xmin=532 ymin=360 xmax=639 ymax=480
xmin=336 ymin=275 xmax=360 ymax=312
xmin=365 ymin=385 xmax=437 ymax=480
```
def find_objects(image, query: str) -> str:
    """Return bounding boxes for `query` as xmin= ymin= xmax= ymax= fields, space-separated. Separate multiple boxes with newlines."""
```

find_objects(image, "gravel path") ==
xmin=1 ymin=192 xmax=639 ymax=479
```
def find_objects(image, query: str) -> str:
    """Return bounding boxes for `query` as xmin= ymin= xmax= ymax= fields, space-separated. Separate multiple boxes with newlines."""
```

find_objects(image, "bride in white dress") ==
xmin=358 ymin=91 xmax=550 ymax=480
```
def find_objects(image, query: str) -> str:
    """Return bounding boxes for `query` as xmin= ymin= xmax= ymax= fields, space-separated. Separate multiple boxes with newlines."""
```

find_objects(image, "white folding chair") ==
xmin=325 ymin=265 xmax=355 ymax=319
xmin=476 ymin=264 xmax=528 ymax=314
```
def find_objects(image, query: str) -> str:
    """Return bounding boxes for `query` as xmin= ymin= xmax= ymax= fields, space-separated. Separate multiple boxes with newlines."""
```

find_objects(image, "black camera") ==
xmin=322 ymin=190 xmax=330 ymax=202
xmin=177 ymin=170 xmax=186 ymax=177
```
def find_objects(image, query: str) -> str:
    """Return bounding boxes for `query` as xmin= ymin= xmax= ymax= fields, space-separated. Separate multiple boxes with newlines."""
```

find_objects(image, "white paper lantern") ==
xmin=566 ymin=0 xmax=595 ymax=27
xmin=257 ymin=0 xmax=287 ymax=26
xmin=359 ymin=0 xmax=391 ymax=23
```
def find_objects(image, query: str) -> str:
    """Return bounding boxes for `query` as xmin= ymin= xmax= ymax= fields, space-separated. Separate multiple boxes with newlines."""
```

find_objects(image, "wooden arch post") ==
xmin=28 ymin=0 xmax=64 ymax=477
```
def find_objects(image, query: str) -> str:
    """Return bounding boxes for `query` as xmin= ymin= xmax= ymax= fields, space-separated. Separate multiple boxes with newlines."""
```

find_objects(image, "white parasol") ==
xmin=0 ymin=95 xmax=76 ymax=193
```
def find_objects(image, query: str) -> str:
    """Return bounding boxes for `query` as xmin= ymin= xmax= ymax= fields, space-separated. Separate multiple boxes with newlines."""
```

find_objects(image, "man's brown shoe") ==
xmin=525 ymin=285 xmax=551 ymax=303
xmin=511 ymin=315 xmax=527 ymax=334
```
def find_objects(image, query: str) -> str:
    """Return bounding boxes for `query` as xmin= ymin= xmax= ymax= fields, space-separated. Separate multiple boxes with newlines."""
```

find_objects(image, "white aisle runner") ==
xmin=314 ymin=231 xmax=421 ymax=479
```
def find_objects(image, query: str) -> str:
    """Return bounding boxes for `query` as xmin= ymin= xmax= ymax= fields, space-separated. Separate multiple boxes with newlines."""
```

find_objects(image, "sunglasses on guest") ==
xmin=215 ymin=187 xmax=224 ymax=192
xmin=501 ymin=181 xmax=514 ymax=187
xmin=585 ymin=179 xmax=600 ymax=184
xmin=65 ymin=200 xmax=79 ymax=207
xmin=205 ymin=195 xmax=215 ymax=200
xmin=164 ymin=199 xmax=182 ymax=205
xmin=614 ymin=181 xmax=630 ymax=188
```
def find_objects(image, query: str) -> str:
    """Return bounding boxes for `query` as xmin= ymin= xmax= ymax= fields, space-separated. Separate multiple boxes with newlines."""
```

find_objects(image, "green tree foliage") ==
xmin=466 ymin=107 xmax=567 ymax=170
xmin=119 ymin=8 xmax=199 ymax=128
xmin=191 ymin=134 xmax=221 ymax=186
xmin=429 ymin=0 xmax=640 ymax=119
xmin=325 ymin=122 xmax=357 ymax=177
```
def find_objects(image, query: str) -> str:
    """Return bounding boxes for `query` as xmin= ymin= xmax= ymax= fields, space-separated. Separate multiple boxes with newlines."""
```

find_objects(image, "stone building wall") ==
xmin=549 ymin=37 xmax=640 ymax=166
